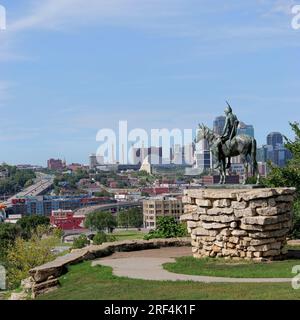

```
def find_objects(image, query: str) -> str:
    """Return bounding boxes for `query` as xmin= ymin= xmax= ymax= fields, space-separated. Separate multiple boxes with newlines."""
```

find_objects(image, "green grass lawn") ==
xmin=38 ymin=261 xmax=300 ymax=300
xmin=163 ymin=256 xmax=300 ymax=278
xmin=112 ymin=230 xmax=146 ymax=241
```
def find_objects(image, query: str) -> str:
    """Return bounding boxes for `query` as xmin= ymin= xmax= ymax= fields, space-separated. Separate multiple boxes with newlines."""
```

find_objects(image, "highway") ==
xmin=4 ymin=173 xmax=54 ymax=207
xmin=74 ymin=201 xmax=142 ymax=216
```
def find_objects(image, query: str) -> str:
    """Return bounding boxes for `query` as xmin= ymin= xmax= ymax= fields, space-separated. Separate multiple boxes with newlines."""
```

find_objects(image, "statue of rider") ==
xmin=214 ymin=102 xmax=239 ymax=170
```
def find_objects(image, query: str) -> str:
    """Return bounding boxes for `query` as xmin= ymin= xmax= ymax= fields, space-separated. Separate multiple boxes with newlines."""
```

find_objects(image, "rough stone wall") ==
xmin=181 ymin=188 xmax=296 ymax=261
xmin=23 ymin=238 xmax=190 ymax=299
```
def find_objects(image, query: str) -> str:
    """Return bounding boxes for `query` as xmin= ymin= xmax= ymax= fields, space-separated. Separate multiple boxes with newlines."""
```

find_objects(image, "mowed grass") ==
xmin=38 ymin=261 xmax=300 ymax=300
xmin=163 ymin=256 xmax=300 ymax=278
xmin=112 ymin=230 xmax=146 ymax=241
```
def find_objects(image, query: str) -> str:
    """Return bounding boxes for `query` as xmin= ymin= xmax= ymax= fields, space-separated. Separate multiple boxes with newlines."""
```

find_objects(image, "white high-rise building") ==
xmin=195 ymin=139 xmax=211 ymax=172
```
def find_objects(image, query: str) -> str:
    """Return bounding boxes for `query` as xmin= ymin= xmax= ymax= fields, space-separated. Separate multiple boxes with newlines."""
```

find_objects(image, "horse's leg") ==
xmin=218 ymin=158 xmax=225 ymax=184
xmin=218 ymin=168 xmax=223 ymax=184
xmin=226 ymin=157 xmax=231 ymax=169
xmin=240 ymin=156 xmax=247 ymax=185
xmin=222 ymin=158 xmax=226 ymax=184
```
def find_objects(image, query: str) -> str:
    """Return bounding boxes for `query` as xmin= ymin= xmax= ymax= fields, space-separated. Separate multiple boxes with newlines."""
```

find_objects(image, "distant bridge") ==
xmin=74 ymin=201 xmax=142 ymax=216
xmin=4 ymin=176 xmax=54 ymax=208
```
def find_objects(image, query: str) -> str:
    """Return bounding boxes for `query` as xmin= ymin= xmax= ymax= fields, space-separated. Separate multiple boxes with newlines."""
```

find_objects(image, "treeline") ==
xmin=0 ymin=164 xmax=36 ymax=196
xmin=262 ymin=122 xmax=300 ymax=238
xmin=0 ymin=215 xmax=62 ymax=289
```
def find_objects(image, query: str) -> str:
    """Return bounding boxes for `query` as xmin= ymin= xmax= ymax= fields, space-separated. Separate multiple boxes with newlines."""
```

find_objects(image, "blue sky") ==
xmin=0 ymin=0 xmax=300 ymax=165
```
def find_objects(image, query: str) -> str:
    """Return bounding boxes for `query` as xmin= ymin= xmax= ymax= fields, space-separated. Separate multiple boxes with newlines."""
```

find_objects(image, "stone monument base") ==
xmin=181 ymin=188 xmax=296 ymax=261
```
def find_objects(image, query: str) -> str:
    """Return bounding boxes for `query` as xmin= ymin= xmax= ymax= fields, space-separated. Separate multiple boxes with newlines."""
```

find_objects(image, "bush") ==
xmin=263 ymin=122 xmax=300 ymax=238
xmin=16 ymin=215 xmax=50 ymax=240
xmin=72 ymin=235 xmax=89 ymax=249
xmin=93 ymin=232 xmax=107 ymax=245
xmin=144 ymin=217 xmax=188 ymax=240
xmin=291 ymin=199 xmax=300 ymax=239
xmin=92 ymin=232 xmax=117 ymax=245
xmin=6 ymin=234 xmax=56 ymax=289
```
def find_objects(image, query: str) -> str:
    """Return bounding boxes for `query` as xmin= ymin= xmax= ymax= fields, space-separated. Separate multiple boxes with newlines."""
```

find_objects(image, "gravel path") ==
xmin=92 ymin=247 xmax=293 ymax=283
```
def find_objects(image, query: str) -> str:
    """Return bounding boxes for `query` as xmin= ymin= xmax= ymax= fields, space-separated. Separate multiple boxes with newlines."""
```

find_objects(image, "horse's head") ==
xmin=196 ymin=123 xmax=211 ymax=143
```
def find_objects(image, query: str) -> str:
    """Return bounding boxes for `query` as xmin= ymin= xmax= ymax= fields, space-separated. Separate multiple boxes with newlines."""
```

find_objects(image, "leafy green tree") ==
xmin=117 ymin=208 xmax=143 ymax=228
xmin=16 ymin=215 xmax=50 ymax=240
xmin=263 ymin=122 xmax=300 ymax=238
xmin=6 ymin=230 xmax=61 ymax=289
xmin=85 ymin=211 xmax=117 ymax=233
xmin=144 ymin=217 xmax=188 ymax=240
xmin=0 ymin=223 xmax=20 ymax=263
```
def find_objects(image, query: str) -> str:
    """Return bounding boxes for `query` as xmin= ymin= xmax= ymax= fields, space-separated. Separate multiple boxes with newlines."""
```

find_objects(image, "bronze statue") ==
xmin=196 ymin=104 xmax=260 ymax=185
xmin=214 ymin=102 xmax=239 ymax=170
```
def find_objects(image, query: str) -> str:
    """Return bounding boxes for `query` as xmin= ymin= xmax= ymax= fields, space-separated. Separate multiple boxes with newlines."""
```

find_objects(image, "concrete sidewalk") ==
xmin=92 ymin=247 xmax=293 ymax=283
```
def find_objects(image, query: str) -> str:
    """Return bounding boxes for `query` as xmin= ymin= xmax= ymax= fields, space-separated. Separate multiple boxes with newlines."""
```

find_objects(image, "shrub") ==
xmin=92 ymin=232 xmax=117 ymax=245
xmin=6 ymin=235 xmax=55 ymax=289
xmin=291 ymin=199 xmax=300 ymax=239
xmin=92 ymin=232 xmax=107 ymax=245
xmin=144 ymin=217 xmax=188 ymax=240
xmin=72 ymin=235 xmax=89 ymax=249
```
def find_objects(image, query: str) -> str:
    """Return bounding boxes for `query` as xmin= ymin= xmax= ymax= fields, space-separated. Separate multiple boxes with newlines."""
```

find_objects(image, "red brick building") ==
xmin=50 ymin=210 xmax=85 ymax=231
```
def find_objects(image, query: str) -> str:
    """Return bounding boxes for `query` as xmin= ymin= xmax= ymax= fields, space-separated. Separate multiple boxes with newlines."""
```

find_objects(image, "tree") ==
xmin=264 ymin=122 xmax=300 ymax=238
xmin=16 ymin=215 xmax=50 ymax=240
xmin=0 ymin=223 xmax=20 ymax=263
xmin=84 ymin=211 xmax=117 ymax=233
xmin=117 ymin=208 xmax=143 ymax=228
xmin=6 ymin=227 xmax=62 ymax=289
xmin=144 ymin=217 xmax=187 ymax=240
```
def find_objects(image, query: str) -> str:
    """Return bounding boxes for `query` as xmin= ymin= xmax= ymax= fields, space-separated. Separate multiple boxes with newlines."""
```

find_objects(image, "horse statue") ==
xmin=196 ymin=124 xmax=260 ymax=185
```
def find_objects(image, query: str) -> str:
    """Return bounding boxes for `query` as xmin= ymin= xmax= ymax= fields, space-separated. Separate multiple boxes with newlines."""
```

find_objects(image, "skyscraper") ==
xmin=267 ymin=132 xmax=283 ymax=148
xmin=132 ymin=147 xmax=163 ymax=165
xmin=213 ymin=116 xmax=226 ymax=135
xmin=257 ymin=132 xmax=292 ymax=168
xmin=195 ymin=139 xmax=211 ymax=172
xmin=238 ymin=122 xmax=254 ymax=138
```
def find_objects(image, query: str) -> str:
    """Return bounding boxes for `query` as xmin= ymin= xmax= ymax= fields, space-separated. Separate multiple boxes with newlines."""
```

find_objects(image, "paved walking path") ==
xmin=92 ymin=247 xmax=293 ymax=283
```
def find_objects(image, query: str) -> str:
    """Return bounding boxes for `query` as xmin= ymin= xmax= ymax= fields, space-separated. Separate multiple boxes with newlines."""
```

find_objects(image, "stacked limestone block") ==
xmin=181 ymin=188 xmax=296 ymax=261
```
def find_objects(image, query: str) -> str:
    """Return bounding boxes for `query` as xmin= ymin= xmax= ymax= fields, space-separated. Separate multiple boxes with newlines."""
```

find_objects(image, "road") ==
xmin=4 ymin=173 xmax=54 ymax=207
xmin=74 ymin=201 xmax=142 ymax=216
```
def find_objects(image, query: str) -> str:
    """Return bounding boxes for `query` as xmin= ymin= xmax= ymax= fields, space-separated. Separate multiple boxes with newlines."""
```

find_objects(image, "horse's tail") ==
xmin=251 ymin=138 xmax=258 ymax=177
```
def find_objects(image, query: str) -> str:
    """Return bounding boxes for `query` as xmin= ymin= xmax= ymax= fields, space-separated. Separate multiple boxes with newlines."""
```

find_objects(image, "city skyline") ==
xmin=0 ymin=1 xmax=300 ymax=165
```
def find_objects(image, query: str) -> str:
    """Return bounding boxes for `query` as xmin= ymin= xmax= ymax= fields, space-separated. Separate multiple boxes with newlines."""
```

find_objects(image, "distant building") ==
xmin=173 ymin=144 xmax=184 ymax=165
xmin=67 ymin=163 xmax=84 ymax=172
xmin=267 ymin=132 xmax=283 ymax=147
xmin=143 ymin=196 xmax=184 ymax=229
xmin=257 ymin=132 xmax=292 ymax=168
xmin=9 ymin=195 xmax=116 ymax=216
xmin=50 ymin=210 xmax=85 ymax=231
xmin=213 ymin=116 xmax=226 ymax=135
xmin=133 ymin=147 xmax=163 ymax=165
xmin=47 ymin=159 xmax=64 ymax=170
xmin=89 ymin=154 xmax=98 ymax=169
xmin=195 ymin=139 xmax=211 ymax=172
xmin=238 ymin=122 xmax=254 ymax=138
